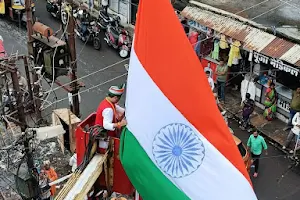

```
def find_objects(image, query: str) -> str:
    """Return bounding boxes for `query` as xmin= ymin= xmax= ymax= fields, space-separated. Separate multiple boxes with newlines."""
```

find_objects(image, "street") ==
xmin=229 ymin=118 xmax=300 ymax=200
xmin=1 ymin=1 xmax=300 ymax=199
xmin=0 ymin=1 xmax=128 ymax=196
xmin=0 ymin=0 xmax=128 ymax=120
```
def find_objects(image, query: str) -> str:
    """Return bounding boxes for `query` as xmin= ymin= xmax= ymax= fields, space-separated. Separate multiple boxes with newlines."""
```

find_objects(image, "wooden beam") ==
xmin=63 ymin=153 xmax=108 ymax=200
xmin=49 ymin=174 xmax=73 ymax=186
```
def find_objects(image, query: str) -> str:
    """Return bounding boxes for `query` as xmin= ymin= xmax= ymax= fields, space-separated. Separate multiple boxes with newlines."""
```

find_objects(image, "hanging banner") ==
xmin=253 ymin=51 xmax=299 ymax=77
xmin=0 ymin=0 xmax=5 ymax=15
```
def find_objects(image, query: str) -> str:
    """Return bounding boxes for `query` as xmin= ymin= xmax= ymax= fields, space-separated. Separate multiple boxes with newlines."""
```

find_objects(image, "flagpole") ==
xmin=135 ymin=190 xmax=140 ymax=200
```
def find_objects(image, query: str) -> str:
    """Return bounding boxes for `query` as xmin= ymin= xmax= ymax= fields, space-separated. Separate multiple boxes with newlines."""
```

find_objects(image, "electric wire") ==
xmin=42 ymin=72 xmax=127 ymax=110
xmin=41 ymin=7 xmax=70 ymax=109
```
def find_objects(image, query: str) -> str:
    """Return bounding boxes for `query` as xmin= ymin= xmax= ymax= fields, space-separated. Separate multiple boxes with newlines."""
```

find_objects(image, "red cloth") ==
xmin=188 ymin=31 xmax=198 ymax=49
xmin=95 ymin=98 xmax=117 ymax=137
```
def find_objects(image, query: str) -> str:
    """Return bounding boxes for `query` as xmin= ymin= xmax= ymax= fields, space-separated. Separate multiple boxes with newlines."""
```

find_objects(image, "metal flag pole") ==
xmin=135 ymin=190 xmax=140 ymax=200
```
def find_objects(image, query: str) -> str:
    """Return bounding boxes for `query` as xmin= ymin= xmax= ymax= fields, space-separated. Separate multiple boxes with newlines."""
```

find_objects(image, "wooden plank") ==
xmin=64 ymin=154 xmax=108 ymax=200
xmin=52 ymin=112 xmax=65 ymax=154
xmin=53 ymin=109 xmax=81 ymax=153
xmin=49 ymin=174 xmax=73 ymax=186
xmin=53 ymin=109 xmax=81 ymax=125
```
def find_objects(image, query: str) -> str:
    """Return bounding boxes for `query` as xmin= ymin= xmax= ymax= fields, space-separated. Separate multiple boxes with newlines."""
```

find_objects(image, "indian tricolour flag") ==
xmin=119 ymin=0 xmax=257 ymax=199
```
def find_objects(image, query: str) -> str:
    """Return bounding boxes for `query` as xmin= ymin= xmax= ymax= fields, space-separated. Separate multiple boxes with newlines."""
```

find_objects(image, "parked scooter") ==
xmin=98 ymin=9 xmax=119 ymax=30
xmin=104 ymin=19 xmax=131 ymax=58
xmin=74 ymin=9 xmax=102 ymax=50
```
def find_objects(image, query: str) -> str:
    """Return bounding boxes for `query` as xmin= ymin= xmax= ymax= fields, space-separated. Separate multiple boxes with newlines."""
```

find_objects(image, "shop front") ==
xmin=109 ymin=0 xmax=131 ymax=25
xmin=252 ymin=51 xmax=300 ymax=118
xmin=181 ymin=5 xmax=300 ymax=122
xmin=184 ymin=18 xmax=250 ymax=88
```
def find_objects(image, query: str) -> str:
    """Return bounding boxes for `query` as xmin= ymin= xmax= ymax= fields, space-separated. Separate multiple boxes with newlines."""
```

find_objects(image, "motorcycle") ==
xmin=104 ymin=19 xmax=131 ymax=58
xmin=46 ymin=0 xmax=61 ymax=19
xmin=98 ymin=9 xmax=120 ymax=30
xmin=74 ymin=9 xmax=102 ymax=50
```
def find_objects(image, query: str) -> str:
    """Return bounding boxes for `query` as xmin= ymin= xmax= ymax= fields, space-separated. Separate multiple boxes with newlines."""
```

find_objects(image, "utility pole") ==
xmin=11 ymin=70 xmax=26 ymax=131
xmin=25 ymin=0 xmax=42 ymax=123
xmin=66 ymin=1 xmax=80 ymax=117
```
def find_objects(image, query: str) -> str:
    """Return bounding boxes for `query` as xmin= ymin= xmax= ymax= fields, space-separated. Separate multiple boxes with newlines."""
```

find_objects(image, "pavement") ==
xmin=230 ymin=118 xmax=300 ymax=200
xmin=223 ymin=88 xmax=296 ymax=153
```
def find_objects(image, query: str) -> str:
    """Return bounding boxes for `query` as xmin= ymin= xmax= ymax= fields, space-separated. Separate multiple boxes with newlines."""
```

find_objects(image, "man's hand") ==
xmin=265 ymin=151 xmax=268 ymax=156
xmin=120 ymin=118 xmax=127 ymax=127
xmin=297 ymin=124 xmax=300 ymax=128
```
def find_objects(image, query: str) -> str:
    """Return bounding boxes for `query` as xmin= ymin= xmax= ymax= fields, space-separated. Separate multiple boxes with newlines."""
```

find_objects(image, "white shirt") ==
xmin=291 ymin=112 xmax=300 ymax=135
xmin=240 ymin=79 xmax=255 ymax=105
xmin=69 ymin=153 xmax=77 ymax=172
xmin=102 ymin=0 xmax=108 ymax=6
xmin=207 ymin=77 xmax=214 ymax=91
xmin=102 ymin=104 xmax=125 ymax=131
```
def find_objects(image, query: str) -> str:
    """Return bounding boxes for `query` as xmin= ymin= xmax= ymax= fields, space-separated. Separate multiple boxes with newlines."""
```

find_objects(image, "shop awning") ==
xmin=181 ymin=6 xmax=300 ymax=67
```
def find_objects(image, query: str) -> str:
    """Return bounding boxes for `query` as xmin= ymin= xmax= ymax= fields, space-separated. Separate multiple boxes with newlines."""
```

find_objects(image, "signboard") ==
xmin=187 ymin=20 xmax=211 ymax=34
xmin=253 ymin=51 xmax=299 ymax=77
xmin=277 ymin=98 xmax=290 ymax=113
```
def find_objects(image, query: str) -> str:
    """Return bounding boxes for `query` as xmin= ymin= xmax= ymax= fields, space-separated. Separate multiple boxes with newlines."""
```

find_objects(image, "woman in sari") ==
xmin=263 ymin=82 xmax=277 ymax=121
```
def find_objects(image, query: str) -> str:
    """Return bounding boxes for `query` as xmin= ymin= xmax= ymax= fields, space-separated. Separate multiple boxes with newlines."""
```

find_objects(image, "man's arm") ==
xmin=222 ymin=66 xmax=228 ymax=75
xmin=262 ymin=138 xmax=268 ymax=155
xmin=116 ymin=104 xmax=125 ymax=116
xmin=102 ymin=108 xmax=116 ymax=131
xmin=247 ymin=137 xmax=251 ymax=150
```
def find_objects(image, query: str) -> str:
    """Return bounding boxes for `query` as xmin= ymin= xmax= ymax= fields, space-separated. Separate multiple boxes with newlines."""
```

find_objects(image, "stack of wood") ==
xmin=55 ymin=153 xmax=108 ymax=200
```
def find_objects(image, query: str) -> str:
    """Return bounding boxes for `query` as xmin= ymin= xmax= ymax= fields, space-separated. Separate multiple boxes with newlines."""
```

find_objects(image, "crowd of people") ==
xmin=205 ymin=59 xmax=300 ymax=154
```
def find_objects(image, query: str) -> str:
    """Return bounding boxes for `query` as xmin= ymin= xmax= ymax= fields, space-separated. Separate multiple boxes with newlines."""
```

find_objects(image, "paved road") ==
xmin=229 ymin=118 xmax=300 ymax=200
xmin=1 ymin=0 xmax=129 ymax=120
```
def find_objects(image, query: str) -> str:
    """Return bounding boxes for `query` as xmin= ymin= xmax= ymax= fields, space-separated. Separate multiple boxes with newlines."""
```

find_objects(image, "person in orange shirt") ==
xmin=43 ymin=160 xmax=58 ymax=198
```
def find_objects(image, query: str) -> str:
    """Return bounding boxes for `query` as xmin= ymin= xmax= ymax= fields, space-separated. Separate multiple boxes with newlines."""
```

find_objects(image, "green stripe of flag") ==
xmin=119 ymin=127 xmax=190 ymax=200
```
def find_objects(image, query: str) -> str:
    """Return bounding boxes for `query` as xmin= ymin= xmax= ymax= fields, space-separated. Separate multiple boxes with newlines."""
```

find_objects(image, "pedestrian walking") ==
xmin=240 ymin=93 xmax=254 ymax=131
xmin=282 ymin=111 xmax=300 ymax=153
xmin=284 ymin=87 xmax=300 ymax=131
xmin=216 ymin=58 xmax=228 ymax=102
xmin=247 ymin=131 xmax=268 ymax=178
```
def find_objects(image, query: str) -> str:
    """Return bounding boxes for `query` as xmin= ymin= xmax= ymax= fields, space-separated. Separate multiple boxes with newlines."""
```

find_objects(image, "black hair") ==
xmin=246 ymin=93 xmax=251 ymax=99
xmin=108 ymin=93 xmax=121 ymax=98
xmin=252 ymin=129 xmax=258 ymax=134
xmin=219 ymin=58 xmax=225 ymax=62
xmin=205 ymin=71 xmax=210 ymax=74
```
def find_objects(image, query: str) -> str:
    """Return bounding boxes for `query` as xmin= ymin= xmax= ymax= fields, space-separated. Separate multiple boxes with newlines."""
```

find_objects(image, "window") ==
xmin=237 ymin=143 xmax=247 ymax=157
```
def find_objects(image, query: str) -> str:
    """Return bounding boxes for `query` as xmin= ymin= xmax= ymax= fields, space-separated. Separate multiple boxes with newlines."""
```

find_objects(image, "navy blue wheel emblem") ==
xmin=152 ymin=123 xmax=205 ymax=178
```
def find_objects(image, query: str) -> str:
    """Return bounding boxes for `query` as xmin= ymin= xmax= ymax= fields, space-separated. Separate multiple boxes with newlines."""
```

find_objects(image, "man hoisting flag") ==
xmin=119 ymin=0 xmax=257 ymax=199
